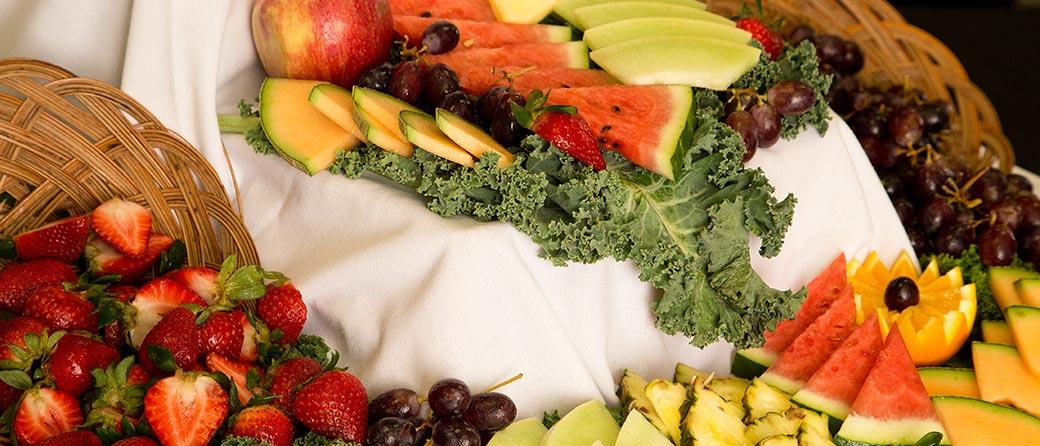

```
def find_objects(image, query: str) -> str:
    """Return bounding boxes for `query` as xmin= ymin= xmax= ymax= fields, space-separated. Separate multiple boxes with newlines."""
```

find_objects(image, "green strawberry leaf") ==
xmin=157 ymin=240 xmax=187 ymax=276
xmin=146 ymin=346 xmax=178 ymax=374
xmin=914 ymin=432 xmax=943 ymax=446
xmin=224 ymin=265 xmax=267 ymax=302
xmin=0 ymin=370 xmax=32 ymax=390
xmin=0 ymin=238 xmax=14 ymax=261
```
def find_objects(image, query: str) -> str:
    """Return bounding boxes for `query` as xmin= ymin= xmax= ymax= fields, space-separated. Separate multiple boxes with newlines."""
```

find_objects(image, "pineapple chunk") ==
xmin=758 ymin=435 xmax=799 ymax=446
xmin=684 ymin=380 xmax=748 ymax=446
xmin=744 ymin=378 xmax=792 ymax=421
xmin=618 ymin=369 xmax=668 ymax=434
xmin=745 ymin=411 xmax=802 ymax=445
xmin=645 ymin=379 xmax=687 ymax=443
xmin=675 ymin=362 xmax=709 ymax=385
xmin=797 ymin=423 xmax=835 ymax=446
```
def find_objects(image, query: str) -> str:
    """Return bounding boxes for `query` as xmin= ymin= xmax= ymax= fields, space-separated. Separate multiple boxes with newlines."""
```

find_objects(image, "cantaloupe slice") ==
xmin=973 ymin=342 xmax=1040 ymax=417
xmin=918 ymin=368 xmax=979 ymax=398
xmin=933 ymin=396 xmax=1040 ymax=446
xmin=399 ymin=111 xmax=475 ymax=167
xmin=356 ymin=108 xmax=413 ymax=157
xmin=988 ymin=267 xmax=1039 ymax=310
xmin=259 ymin=78 xmax=361 ymax=175
xmin=309 ymin=84 xmax=366 ymax=142
xmin=435 ymin=109 xmax=514 ymax=168
xmin=982 ymin=320 xmax=1014 ymax=345
xmin=1006 ymin=305 xmax=1040 ymax=375
xmin=1015 ymin=278 xmax=1040 ymax=306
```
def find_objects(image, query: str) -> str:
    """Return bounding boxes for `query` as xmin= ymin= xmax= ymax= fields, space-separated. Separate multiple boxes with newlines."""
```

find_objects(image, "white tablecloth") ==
xmin=2 ymin=0 xmax=921 ymax=416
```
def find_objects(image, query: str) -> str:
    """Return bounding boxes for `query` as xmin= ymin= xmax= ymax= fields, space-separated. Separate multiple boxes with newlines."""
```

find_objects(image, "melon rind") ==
xmin=760 ymin=371 xmax=803 ymax=396
xmin=731 ymin=348 xmax=775 ymax=379
xmin=584 ymin=17 xmax=751 ymax=51
xmin=554 ymin=0 xmax=707 ymax=26
xmin=590 ymin=36 xmax=761 ymax=91
xmin=791 ymin=388 xmax=848 ymax=433
xmin=653 ymin=86 xmax=694 ymax=180
xmin=564 ymin=41 xmax=592 ymax=69
xmin=835 ymin=415 xmax=948 ymax=446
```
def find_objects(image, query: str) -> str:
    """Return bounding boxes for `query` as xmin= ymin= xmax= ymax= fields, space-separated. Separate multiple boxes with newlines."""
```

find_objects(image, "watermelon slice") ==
xmin=424 ymin=42 xmax=590 ymax=70
xmin=388 ymin=0 xmax=496 ymax=21
xmin=836 ymin=329 xmax=949 ymax=445
xmin=393 ymin=16 xmax=572 ymax=49
xmin=732 ymin=254 xmax=848 ymax=378
xmin=454 ymin=66 xmax=618 ymax=96
xmin=544 ymin=86 xmax=692 ymax=180
xmin=760 ymin=290 xmax=857 ymax=395
xmin=791 ymin=314 xmax=884 ymax=432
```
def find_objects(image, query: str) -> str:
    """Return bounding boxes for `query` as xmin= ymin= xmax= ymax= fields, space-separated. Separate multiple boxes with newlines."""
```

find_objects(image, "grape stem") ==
xmin=483 ymin=373 xmax=524 ymax=393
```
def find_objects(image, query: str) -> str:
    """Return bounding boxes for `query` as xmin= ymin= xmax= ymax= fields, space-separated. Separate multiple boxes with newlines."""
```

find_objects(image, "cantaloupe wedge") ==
xmin=988 ymin=267 xmax=1039 ymax=310
xmin=309 ymin=84 xmax=366 ymax=142
xmin=918 ymin=368 xmax=979 ymax=398
xmin=399 ymin=111 xmax=476 ymax=167
xmin=1006 ymin=305 xmax=1040 ymax=375
xmin=259 ymin=78 xmax=361 ymax=175
xmin=1015 ymin=278 xmax=1040 ymax=306
xmin=973 ymin=342 xmax=1040 ymax=417
xmin=982 ymin=320 xmax=1014 ymax=344
xmin=933 ymin=396 xmax=1040 ymax=446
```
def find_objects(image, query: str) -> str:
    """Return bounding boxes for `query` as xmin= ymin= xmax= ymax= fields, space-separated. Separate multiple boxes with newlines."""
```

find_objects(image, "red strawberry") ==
xmin=229 ymin=405 xmax=295 ymax=446
xmin=13 ymin=387 xmax=83 ymax=446
xmin=291 ymin=370 xmax=368 ymax=442
xmin=515 ymin=91 xmax=605 ymax=170
xmin=144 ymin=373 xmax=228 ymax=446
xmin=736 ymin=18 xmax=783 ymax=61
xmin=102 ymin=286 xmax=136 ymax=349
xmin=0 ymin=260 xmax=76 ymax=312
xmin=238 ymin=312 xmax=259 ymax=363
xmin=198 ymin=311 xmax=244 ymax=358
xmin=0 ymin=316 xmax=49 ymax=364
xmin=22 ymin=286 xmax=97 ymax=332
xmin=204 ymin=353 xmax=260 ymax=405
xmin=113 ymin=437 xmax=159 ymax=446
xmin=48 ymin=334 xmax=119 ymax=396
xmin=1 ymin=380 xmax=22 ymax=409
xmin=91 ymin=198 xmax=152 ymax=256
xmin=166 ymin=267 xmax=219 ymax=304
xmin=128 ymin=364 xmax=151 ymax=385
xmin=109 ymin=285 xmax=138 ymax=302
xmin=84 ymin=406 xmax=138 ymax=436
xmin=128 ymin=278 xmax=205 ymax=348
xmin=91 ymin=358 xmax=148 ymax=428
xmin=258 ymin=284 xmax=307 ymax=345
xmin=267 ymin=357 xmax=322 ymax=408
xmin=37 ymin=430 xmax=103 ymax=446
xmin=137 ymin=307 xmax=200 ymax=376
xmin=13 ymin=215 xmax=91 ymax=263
xmin=86 ymin=233 xmax=174 ymax=284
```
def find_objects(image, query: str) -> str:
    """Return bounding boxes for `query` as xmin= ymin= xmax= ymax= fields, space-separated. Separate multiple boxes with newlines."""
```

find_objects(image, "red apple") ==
xmin=251 ymin=0 xmax=393 ymax=87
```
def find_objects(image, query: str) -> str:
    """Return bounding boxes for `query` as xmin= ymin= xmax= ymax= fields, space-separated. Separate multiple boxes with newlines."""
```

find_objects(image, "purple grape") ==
xmin=884 ymin=276 xmax=919 ymax=311
xmin=490 ymin=96 xmax=526 ymax=148
xmin=991 ymin=200 xmax=1024 ymax=231
xmin=979 ymin=224 xmax=1017 ymax=267
xmin=906 ymin=226 xmax=929 ymax=254
xmin=811 ymin=35 xmax=846 ymax=67
xmin=837 ymin=41 xmax=864 ymax=75
xmin=1021 ymin=227 xmax=1040 ymax=265
xmin=367 ymin=417 xmax=417 ymax=446
xmin=767 ymin=80 xmax=817 ymax=116
xmin=1007 ymin=174 xmax=1034 ymax=197
xmin=1015 ymin=196 xmax=1040 ymax=230
xmin=918 ymin=199 xmax=954 ymax=235
xmin=889 ymin=107 xmax=925 ymax=147
xmin=860 ymin=137 xmax=898 ymax=169
xmin=356 ymin=62 xmax=395 ymax=92
xmin=787 ymin=25 xmax=816 ymax=45
xmin=428 ymin=379 xmax=471 ymax=417
xmin=462 ymin=393 xmax=516 ymax=432
xmin=970 ymin=169 xmax=1008 ymax=206
xmin=369 ymin=388 xmax=421 ymax=422
xmin=431 ymin=419 xmax=481 ymax=446
xmin=439 ymin=91 xmax=479 ymax=123
xmin=726 ymin=111 xmax=758 ymax=162
xmin=827 ymin=74 xmax=859 ymax=115
xmin=422 ymin=20 xmax=460 ymax=55
xmin=424 ymin=64 xmax=461 ymax=106
xmin=880 ymin=172 xmax=904 ymax=197
xmin=912 ymin=163 xmax=950 ymax=204
xmin=918 ymin=102 xmax=950 ymax=132
xmin=851 ymin=110 xmax=887 ymax=139
xmin=750 ymin=103 xmax=781 ymax=148
xmin=892 ymin=197 xmax=915 ymax=227
xmin=936 ymin=224 xmax=974 ymax=257
xmin=389 ymin=61 xmax=425 ymax=105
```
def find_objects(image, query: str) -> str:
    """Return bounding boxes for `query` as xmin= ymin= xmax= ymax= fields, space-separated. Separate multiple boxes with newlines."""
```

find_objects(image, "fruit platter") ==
xmin=1 ymin=0 xmax=1040 ymax=444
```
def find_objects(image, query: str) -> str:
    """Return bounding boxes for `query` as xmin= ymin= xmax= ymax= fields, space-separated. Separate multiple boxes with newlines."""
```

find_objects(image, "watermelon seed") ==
xmin=612 ymin=106 xmax=621 ymax=113
xmin=601 ymin=125 xmax=612 ymax=132
xmin=420 ymin=11 xmax=432 ymax=17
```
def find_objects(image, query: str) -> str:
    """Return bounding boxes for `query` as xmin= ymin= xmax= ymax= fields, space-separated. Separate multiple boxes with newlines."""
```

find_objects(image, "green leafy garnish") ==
xmin=542 ymin=409 xmax=561 ymax=429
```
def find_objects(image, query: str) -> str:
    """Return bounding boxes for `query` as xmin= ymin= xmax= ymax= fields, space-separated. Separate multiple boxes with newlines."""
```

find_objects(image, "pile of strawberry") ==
xmin=0 ymin=198 xmax=367 ymax=446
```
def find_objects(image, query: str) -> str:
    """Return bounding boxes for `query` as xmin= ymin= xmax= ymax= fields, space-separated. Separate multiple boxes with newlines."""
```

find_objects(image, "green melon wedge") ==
xmin=572 ymin=2 xmax=733 ymax=30
xmin=590 ymin=36 xmax=761 ymax=91
xmin=584 ymin=17 xmax=751 ymax=51
xmin=554 ymin=0 xmax=706 ymax=26
xmin=616 ymin=410 xmax=672 ymax=446
xmin=489 ymin=418 xmax=547 ymax=446
xmin=541 ymin=400 xmax=620 ymax=446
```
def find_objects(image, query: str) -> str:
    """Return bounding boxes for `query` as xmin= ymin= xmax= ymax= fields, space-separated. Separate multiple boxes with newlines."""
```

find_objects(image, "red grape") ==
xmin=424 ymin=64 xmax=460 ymax=106
xmin=357 ymin=62 xmax=395 ymax=92
xmin=860 ymin=137 xmax=898 ymax=169
xmin=969 ymin=169 xmax=1008 ymax=206
xmin=750 ymin=103 xmax=781 ymax=148
xmin=990 ymin=200 xmax=1023 ymax=231
xmin=1014 ymin=195 xmax=1040 ymax=230
xmin=726 ymin=111 xmax=758 ymax=162
xmin=918 ymin=199 xmax=954 ymax=235
xmin=837 ymin=41 xmax=864 ymax=75
xmin=389 ymin=61 xmax=425 ymax=105
xmin=979 ymin=224 xmax=1017 ymax=267
xmin=767 ymin=80 xmax=817 ymax=116
xmin=888 ymin=107 xmax=924 ymax=147
xmin=936 ymin=224 xmax=974 ymax=257
xmin=1021 ymin=227 xmax=1040 ymax=265
xmin=422 ymin=21 xmax=460 ymax=55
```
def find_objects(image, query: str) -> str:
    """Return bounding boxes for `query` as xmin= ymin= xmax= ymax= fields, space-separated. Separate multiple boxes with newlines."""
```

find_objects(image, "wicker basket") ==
xmin=708 ymin=0 xmax=1015 ymax=172
xmin=0 ymin=58 xmax=258 ymax=268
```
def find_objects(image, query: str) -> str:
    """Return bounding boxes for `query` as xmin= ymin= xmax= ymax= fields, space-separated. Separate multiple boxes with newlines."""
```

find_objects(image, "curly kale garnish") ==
xmin=734 ymin=41 xmax=832 ymax=138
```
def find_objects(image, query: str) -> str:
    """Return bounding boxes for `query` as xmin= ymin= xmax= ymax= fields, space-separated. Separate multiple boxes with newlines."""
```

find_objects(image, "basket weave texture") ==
xmin=0 ymin=58 xmax=258 ymax=267
xmin=708 ymin=0 xmax=1015 ymax=172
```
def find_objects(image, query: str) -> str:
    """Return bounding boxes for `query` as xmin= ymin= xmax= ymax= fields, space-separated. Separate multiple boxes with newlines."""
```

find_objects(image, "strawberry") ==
xmin=204 ymin=353 xmax=260 ymax=405
xmin=48 ymin=334 xmax=119 ymax=396
xmin=198 ymin=311 xmax=244 ymax=358
xmin=102 ymin=285 xmax=137 ymax=349
xmin=137 ymin=307 xmax=200 ymax=376
xmin=13 ymin=387 xmax=83 ymax=446
xmin=91 ymin=198 xmax=152 ymax=256
xmin=736 ymin=18 xmax=783 ymax=61
xmin=238 ymin=311 xmax=260 ymax=363
xmin=267 ymin=357 xmax=322 ymax=408
xmin=0 ymin=380 xmax=22 ymax=409
xmin=128 ymin=278 xmax=205 ymax=348
xmin=291 ymin=370 xmax=368 ymax=442
xmin=113 ymin=437 xmax=159 ymax=446
xmin=37 ymin=430 xmax=103 ymax=446
xmin=514 ymin=90 xmax=605 ymax=170
xmin=257 ymin=283 xmax=307 ymax=345
xmin=0 ymin=316 xmax=49 ymax=365
xmin=86 ymin=233 xmax=174 ymax=284
xmin=22 ymin=286 xmax=98 ymax=332
xmin=0 ymin=260 xmax=76 ymax=312
xmin=144 ymin=372 xmax=228 ymax=446
xmin=13 ymin=215 xmax=91 ymax=263
xmin=229 ymin=405 xmax=295 ymax=446
xmin=83 ymin=406 xmax=138 ymax=437
xmin=89 ymin=357 xmax=147 ymax=430
xmin=166 ymin=267 xmax=219 ymax=304
xmin=128 ymin=364 xmax=151 ymax=385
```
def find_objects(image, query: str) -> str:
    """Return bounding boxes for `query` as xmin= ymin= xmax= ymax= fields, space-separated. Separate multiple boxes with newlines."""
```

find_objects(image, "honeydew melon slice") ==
xmin=540 ymin=400 xmax=620 ymax=446
xmin=488 ymin=418 xmax=547 ymax=446
xmin=615 ymin=410 xmax=672 ymax=446
xmin=488 ymin=0 xmax=555 ymax=24
xmin=572 ymin=2 xmax=733 ymax=30
xmin=584 ymin=17 xmax=752 ymax=51
xmin=554 ymin=0 xmax=706 ymax=26
xmin=590 ymin=36 xmax=761 ymax=90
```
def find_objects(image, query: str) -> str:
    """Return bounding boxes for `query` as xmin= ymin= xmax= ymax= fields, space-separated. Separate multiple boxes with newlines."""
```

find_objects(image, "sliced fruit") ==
xmin=745 ymin=410 xmax=802 ymax=445
xmin=918 ymin=368 xmax=979 ymax=398
xmin=835 ymin=329 xmax=949 ymax=445
xmin=393 ymin=16 xmax=571 ymax=49
xmin=144 ymin=372 xmax=229 ymax=446
xmin=455 ymin=66 xmax=617 ymax=97
xmin=435 ymin=109 xmax=514 ymax=167
xmin=92 ymin=198 xmax=152 ymax=256
xmin=357 ymin=108 xmax=414 ymax=157
xmin=731 ymin=348 xmax=773 ymax=379
xmin=615 ymin=410 xmax=672 ymax=446
xmin=590 ymin=36 xmax=760 ymax=90
xmin=388 ymin=0 xmax=496 ymax=21
xmin=791 ymin=314 xmax=883 ymax=428
xmin=424 ymin=42 xmax=590 ymax=70
xmin=545 ymin=85 xmax=691 ymax=180
xmin=260 ymin=78 xmax=360 ymax=175
xmin=744 ymin=377 xmax=792 ymax=421
xmin=308 ymin=84 xmax=366 ymax=141
xmin=672 ymin=362 xmax=708 ymax=385
xmin=86 ymin=233 xmax=174 ymax=284
xmin=760 ymin=294 xmax=858 ymax=395
xmin=1007 ymin=305 xmax=1040 ymax=375
xmin=488 ymin=0 xmax=554 ymax=24
xmin=205 ymin=353 xmax=258 ymax=405
xmin=541 ymin=400 xmax=620 ymax=446
xmin=353 ymin=87 xmax=418 ymax=157
xmin=759 ymin=435 xmax=797 ymax=446
xmin=572 ymin=2 xmax=732 ymax=30
xmin=399 ymin=111 xmax=476 ymax=167
xmin=128 ymin=277 xmax=206 ymax=348
xmin=617 ymin=369 xmax=667 ymax=435
xmin=973 ymin=342 xmax=1040 ymax=417
xmin=1015 ymin=278 xmax=1040 ymax=306
xmin=584 ymin=17 xmax=751 ymax=51
xmin=13 ymin=214 xmax=91 ymax=262
xmin=554 ymin=0 xmax=707 ymax=26
xmin=686 ymin=379 xmax=746 ymax=445
xmin=988 ymin=266 xmax=1038 ymax=310
xmin=981 ymin=320 xmax=1014 ymax=344
xmin=488 ymin=418 xmax=546 ymax=446
xmin=932 ymin=396 xmax=1040 ymax=446
xmin=644 ymin=380 xmax=685 ymax=443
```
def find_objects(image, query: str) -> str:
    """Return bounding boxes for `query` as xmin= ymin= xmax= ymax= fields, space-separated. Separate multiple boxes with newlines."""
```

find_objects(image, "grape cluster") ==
xmin=725 ymin=80 xmax=817 ymax=162
xmin=366 ymin=378 xmax=518 ymax=446
xmin=792 ymin=24 xmax=1040 ymax=267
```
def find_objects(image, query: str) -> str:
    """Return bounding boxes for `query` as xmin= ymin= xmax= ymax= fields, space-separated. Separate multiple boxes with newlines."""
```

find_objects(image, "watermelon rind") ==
xmin=654 ymin=86 xmax=694 ymax=180
xmin=731 ymin=348 xmax=774 ymax=379
xmin=564 ymin=41 xmax=592 ymax=69
xmin=791 ymin=388 xmax=846 ymax=433
xmin=760 ymin=371 xmax=802 ymax=396
xmin=835 ymin=415 xmax=949 ymax=445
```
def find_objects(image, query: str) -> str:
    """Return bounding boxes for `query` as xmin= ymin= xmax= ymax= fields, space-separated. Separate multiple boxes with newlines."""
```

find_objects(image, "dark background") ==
xmin=891 ymin=1 xmax=1039 ymax=171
